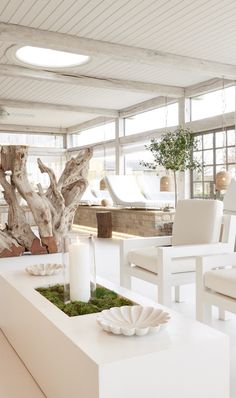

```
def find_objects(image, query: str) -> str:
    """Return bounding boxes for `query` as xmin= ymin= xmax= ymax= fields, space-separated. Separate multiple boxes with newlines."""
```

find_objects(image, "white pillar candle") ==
xmin=69 ymin=241 xmax=90 ymax=302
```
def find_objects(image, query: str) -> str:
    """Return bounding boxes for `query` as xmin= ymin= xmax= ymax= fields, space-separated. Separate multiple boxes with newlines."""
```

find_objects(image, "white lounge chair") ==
xmin=80 ymin=186 xmax=101 ymax=206
xmin=120 ymin=199 xmax=236 ymax=307
xmin=137 ymin=175 xmax=175 ymax=207
xmin=105 ymin=175 xmax=169 ymax=208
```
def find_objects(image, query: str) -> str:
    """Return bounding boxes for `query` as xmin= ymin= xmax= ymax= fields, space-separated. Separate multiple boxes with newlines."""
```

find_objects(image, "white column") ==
xmin=178 ymin=97 xmax=191 ymax=199
xmin=115 ymin=117 xmax=124 ymax=175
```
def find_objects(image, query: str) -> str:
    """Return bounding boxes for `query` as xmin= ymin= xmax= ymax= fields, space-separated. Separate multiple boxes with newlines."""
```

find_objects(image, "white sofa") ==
xmin=104 ymin=175 xmax=175 ymax=209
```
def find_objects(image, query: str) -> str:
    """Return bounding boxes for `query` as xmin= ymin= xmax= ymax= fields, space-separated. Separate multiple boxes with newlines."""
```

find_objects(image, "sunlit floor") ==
xmin=0 ymin=236 xmax=235 ymax=397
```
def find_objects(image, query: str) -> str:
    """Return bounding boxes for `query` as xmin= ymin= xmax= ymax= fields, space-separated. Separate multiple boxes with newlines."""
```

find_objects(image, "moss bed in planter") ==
xmin=36 ymin=284 xmax=133 ymax=317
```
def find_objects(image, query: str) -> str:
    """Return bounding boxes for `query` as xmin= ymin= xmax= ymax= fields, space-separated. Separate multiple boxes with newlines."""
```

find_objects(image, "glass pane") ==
xmin=71 ymin=122 xmax=115 ymax=147
xmin=194 ymin=135 xmax=202 ymax=150
xmin=203 ymin=134 xmax=213 ymax=149
xmin=192 ymin=168 xmax=202 ymax=181
xmin=0 ymin=133 xmax=63 ymax=147
xmin=27 ymin=154 xmax=65 ymax=189
xmin=228 ymin=164 xmax=236 ymax=178
xmin=204 ymin=166 xmax=214 ymax=181
xmin=191 ymin=86 xmax=235 ymax=121
xmin=227 ymin=147 xmax=236 ymax=163
xmin=193 ymin=151 xmax=203 ymax=163
xmin=216 ymin=165 xmax=227 ymax=174
xmin=124 ymin=150 xmax=157 ymax=175
xmin=215 ymin=131 xmax=226 ymax=147
xmin=216 ymin=148 xmax=227 ymax=164
xmin=124 ymin=103 xmax=178 ymax=135
xmin=227 ymin=129 xmax=236 ymax=146
xmin=88 ymin=149 xmax=115 ymax=181
xmin=193 ymin=183 xmax=203 ymax=197
xmin=203 ymin=150 xmax=213 ymax=165
xmin=204 ymin=182 xmax=214 ymax=198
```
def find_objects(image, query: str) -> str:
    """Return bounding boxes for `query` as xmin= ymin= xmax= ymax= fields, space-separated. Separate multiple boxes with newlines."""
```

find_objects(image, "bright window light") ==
xmin=15 ymin=46 xmax=90 ymax=68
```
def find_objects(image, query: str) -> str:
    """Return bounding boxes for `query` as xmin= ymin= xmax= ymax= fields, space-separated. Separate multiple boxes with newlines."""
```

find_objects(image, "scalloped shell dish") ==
xmin=97 ymin=305 xmax=170 ymax=336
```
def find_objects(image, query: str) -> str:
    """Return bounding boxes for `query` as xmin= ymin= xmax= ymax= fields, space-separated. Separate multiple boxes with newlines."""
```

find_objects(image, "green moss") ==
xmin=36 ymin=284 xmax=133 ymax=317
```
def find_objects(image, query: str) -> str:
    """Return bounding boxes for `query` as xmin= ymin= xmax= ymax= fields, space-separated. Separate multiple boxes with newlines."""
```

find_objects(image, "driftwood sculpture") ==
xmin=0 ymin=145 xmax=92 ymax=257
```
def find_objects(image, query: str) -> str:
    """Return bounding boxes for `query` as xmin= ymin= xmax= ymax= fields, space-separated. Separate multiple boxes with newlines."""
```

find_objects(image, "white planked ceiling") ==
xmin=0 ymin=0 xmax=236 ymax=131
xmin=0 ymin=106 xmax=97 ymax=127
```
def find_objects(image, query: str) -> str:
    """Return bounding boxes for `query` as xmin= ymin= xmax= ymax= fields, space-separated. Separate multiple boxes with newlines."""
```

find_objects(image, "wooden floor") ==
xmin=0 ymin=331 xmax=45 ymax=398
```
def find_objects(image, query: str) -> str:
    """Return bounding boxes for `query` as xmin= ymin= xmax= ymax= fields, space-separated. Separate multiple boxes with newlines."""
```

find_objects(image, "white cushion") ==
xmin=127 ymin=246 xmax=195 ymax=274
xmin=204 ymin=268 xmax=236 ymax=299
xmin=172 ymin=199 xmax=223 ymax=246
xmin=223 ymin=178 xmax=236 ymax=213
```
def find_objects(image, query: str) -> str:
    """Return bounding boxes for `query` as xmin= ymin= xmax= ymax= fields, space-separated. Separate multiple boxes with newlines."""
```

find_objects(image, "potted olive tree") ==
xmin=140 ymin=127 xmax=201 ymax=207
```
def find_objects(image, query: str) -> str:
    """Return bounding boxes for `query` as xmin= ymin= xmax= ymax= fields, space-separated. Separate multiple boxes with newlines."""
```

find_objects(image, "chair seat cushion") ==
xmin=127 ymin=246 xmax=195 ymax=274
xmin=204 ymin=268 xmax=236 ymax=299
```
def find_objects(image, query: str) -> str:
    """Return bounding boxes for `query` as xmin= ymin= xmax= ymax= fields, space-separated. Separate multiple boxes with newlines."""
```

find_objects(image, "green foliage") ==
xmin=36 ymin=284 xmax=133 ymax=317
xmin=140 ymin=126 xmax=202 ymax=172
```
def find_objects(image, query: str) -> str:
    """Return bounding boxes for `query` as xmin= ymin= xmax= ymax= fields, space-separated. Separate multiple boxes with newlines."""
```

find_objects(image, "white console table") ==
xmin=0 ymin=254 xmax=229 ymax=398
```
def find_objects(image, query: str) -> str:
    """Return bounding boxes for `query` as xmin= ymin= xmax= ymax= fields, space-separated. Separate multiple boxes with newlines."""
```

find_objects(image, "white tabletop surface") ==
xmin=0 ymin=253 xmax=227 ymax=366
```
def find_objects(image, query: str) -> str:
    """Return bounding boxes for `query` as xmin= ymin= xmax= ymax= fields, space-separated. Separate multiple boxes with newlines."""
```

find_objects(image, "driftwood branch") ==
xmin=0 ymin=145 xmax=92 ymax=256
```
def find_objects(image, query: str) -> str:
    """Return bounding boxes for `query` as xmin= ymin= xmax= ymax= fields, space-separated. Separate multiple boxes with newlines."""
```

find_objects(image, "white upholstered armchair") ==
xmin=120 ymin=200 xmax=236 ymax=307
xmin=196 ymin=253 xmax=236 ymax=323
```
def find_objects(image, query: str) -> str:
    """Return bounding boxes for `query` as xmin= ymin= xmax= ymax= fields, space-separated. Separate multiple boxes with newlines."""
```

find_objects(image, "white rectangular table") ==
xmin=0 ymin=254 xmax=230 ymax=398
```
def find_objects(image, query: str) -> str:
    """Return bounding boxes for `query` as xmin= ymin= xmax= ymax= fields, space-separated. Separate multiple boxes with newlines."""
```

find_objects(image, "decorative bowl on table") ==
xmin=25 ymin=263 xmax=63 ymax=276
xmin=97 ymin=305 xmax=170 ymax=336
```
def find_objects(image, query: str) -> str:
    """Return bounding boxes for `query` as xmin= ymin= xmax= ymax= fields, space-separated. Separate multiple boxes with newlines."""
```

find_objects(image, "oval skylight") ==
xmin=15 ymin=46 xmax=90 ymax=68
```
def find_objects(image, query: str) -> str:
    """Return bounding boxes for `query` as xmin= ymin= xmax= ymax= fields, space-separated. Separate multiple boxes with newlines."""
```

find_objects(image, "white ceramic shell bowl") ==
xmin=25 ymin=263 xmax=63 ymax=276
xmin=97 ymin=305 xmax=170 ymax=336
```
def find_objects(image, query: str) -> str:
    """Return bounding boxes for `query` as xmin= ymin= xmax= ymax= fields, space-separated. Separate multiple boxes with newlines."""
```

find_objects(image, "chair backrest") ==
xmin=136 ymin=175 xmax=160 ymax=200
xmin=223 ymin=178 xmax=236 ymax=214
xmin=104 ymin=175 xmax=145 ymax=204
xmin=172 ymin=199 xmax=223 ymax=246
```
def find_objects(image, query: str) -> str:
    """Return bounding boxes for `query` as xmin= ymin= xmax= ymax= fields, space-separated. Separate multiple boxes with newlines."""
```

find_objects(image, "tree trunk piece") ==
xmin=96 ymin=211 xmax=112 ymax=238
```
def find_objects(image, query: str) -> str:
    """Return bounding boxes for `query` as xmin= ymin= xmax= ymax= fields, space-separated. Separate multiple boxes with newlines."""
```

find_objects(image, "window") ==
xmin=122 ymin=142 xmax=166 ymax=177
xmin=87 ymin=146 xmax=115 ymax=182
xmin=191 ymin=86 xmax=235 ymax=121
xmin=191 ymin=129 xmax=236 ymax=198
xmin=27 ymin=153 xmax=66 ymax=190
xmin=124 ymin=150 xmax=156 ymax=175
xmin=71 ymin=123 xmax=115 ymax=147
xmin=0 ymin=133 xmax=63 ymax=148
xmin=124 ymin=103 xmax=178 ymax=135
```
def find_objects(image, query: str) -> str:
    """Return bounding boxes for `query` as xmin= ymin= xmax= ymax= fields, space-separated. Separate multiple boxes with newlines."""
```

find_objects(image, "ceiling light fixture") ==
xmin=15 ymin=46 xmax=90 ymax=68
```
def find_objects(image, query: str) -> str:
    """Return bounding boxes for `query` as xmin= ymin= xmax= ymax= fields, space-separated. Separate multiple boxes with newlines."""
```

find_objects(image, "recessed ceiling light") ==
xmin=15 ymin=46 xmax=90 ymax=68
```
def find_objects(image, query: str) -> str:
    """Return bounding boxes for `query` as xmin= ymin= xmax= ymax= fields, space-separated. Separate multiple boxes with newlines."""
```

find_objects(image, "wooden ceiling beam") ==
xmin=0 ymin=98 xmax=118 ymax=117
xmin=0 ymin=123 xmax=65 ymax=134
xmin=0 ymin=64 xmax=183 ymax=97
xmin=119 ymin=96 xmax=177 ymax=118
xmin=1 ymin=23 xmax=236 ymax=79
